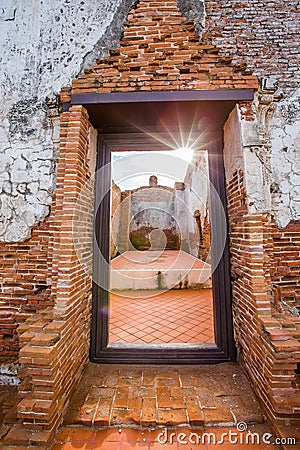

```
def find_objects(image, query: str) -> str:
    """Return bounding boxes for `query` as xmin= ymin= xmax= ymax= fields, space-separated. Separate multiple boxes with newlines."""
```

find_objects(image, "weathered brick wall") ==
xmin=71 ymin=0 xmax=258 ymax=93
xmin=224 ymin=106 xmax=300 ymax=436
xmin=271 ymin=221 xmax=300 ymax=315
xmin=0 ymin=221 xmax=53 ymax=364
xmin=5 ymin=106 xmax=95 ymax=446
xmin=205 ymin=0 xmax=300 ymax=94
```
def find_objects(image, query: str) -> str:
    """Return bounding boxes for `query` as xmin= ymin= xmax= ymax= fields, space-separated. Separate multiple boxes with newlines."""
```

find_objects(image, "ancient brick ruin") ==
xmin=0 ymin=0 xmax=299 ymax=446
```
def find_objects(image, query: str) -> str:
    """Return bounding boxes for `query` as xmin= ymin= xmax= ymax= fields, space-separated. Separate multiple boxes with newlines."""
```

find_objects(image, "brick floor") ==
xmin=109 ymin=289 xmax=214 ymax=344
xmin=109 ymin=249 xmax=214 ymax=345
xmin=52 ymin=362 xmax=281 ymax=449
xmin=0 ymin=368 xmax=288 ymax=449
xmin=63 ymin=363 xmax=266 ymax=430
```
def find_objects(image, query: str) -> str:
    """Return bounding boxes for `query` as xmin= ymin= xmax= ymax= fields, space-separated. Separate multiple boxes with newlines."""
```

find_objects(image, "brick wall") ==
xmin=71 ymin=0 xmax=258 ymax=94
xmin=0 ymin=221 xmax=53 ymax=364
xmin=4 ymin=106 xmax=95 ymax=446
xmin=205 ymin=0 xmax=300 ymax=94
xmin=271 ymin=221 xmax=300 ymax=315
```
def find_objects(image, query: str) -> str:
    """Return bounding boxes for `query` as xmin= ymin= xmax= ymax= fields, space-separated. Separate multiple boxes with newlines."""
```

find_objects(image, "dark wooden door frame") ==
xmin=90 ymin=130 xmax=236 ymax=364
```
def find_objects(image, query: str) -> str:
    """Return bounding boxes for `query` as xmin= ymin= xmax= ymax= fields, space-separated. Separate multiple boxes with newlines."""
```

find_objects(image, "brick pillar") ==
xmin=5 ymin=106 xmax=93 ymax=447
xmin=227 ymin=169 xmax=300 ymax=436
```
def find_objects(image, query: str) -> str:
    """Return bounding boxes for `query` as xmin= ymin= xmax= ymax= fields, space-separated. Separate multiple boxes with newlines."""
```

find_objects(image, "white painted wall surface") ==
xmin=269 ymin=89 xmax=300 ymax=228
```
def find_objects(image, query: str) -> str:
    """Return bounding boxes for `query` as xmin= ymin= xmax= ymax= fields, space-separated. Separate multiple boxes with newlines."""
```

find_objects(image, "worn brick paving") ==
xmin=0 ymin=367 xmax=282 ymax=449
xmin=51 ymin=362 xmax=279 ymax=448
xmin=62 ymin=363 xmax=266 ymax=430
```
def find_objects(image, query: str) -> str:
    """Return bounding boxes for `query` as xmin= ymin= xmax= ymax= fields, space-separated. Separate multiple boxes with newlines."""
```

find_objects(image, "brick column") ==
xmin=5 ymin=106 xmax=93 ymax=447
xmin=227 ymin=169 xmax=300 ymax=436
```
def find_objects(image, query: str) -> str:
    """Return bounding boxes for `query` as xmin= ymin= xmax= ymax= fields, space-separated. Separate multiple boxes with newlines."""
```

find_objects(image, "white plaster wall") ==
xmin=224 ymin=97 xmax=300 ymax=229
xmin=0 ymin=0 xmax=134 ymax=242
xmin=269 ymin=89 xmax=300 ymax=228
xmin=240 ymin=118 xmax=271 ymax=214
xmin=182 ymin=150 xmax=210 ymax=256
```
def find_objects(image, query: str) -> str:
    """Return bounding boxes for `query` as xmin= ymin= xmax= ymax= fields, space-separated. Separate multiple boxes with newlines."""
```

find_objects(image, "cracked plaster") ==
xmin=269 ymin=89 xmax=300 ymax=228
xmin=225 ymin=89 xmax=300 ymax=229
xmin=0 ymin=0 xmax=136 ymax=242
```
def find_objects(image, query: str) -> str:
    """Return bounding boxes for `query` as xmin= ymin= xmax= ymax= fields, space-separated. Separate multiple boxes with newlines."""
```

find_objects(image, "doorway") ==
xmin=109 ymin=146 xmax=214 ymax=346
xmin=91 ymin=127 xmax=235 ymax=363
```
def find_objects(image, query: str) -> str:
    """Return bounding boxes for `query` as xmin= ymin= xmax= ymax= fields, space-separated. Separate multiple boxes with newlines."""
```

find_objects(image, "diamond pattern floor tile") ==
xmin=109 ymin=289 xmax=214 ymax=344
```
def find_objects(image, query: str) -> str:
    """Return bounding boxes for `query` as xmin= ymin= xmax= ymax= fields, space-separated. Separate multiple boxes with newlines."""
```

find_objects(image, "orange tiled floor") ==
xmin=109 ymin=289 xmax=214 ymax=344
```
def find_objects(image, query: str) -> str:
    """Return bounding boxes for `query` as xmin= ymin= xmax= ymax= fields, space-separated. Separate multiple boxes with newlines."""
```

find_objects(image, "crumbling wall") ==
xmin=0 ymin=0 xmax=206 ymax=244
xmin=235 ymin=86 xmax=300 ymax=229
xmin=269 ymin=89 xmax=300 ymax=228
xmin=205 ymin=0 xmax=300 ymax=229
xmin=0 ymin=0 xmax=136 ymax=242
xmin=224 ymin=106 xmax=300 ymax=436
